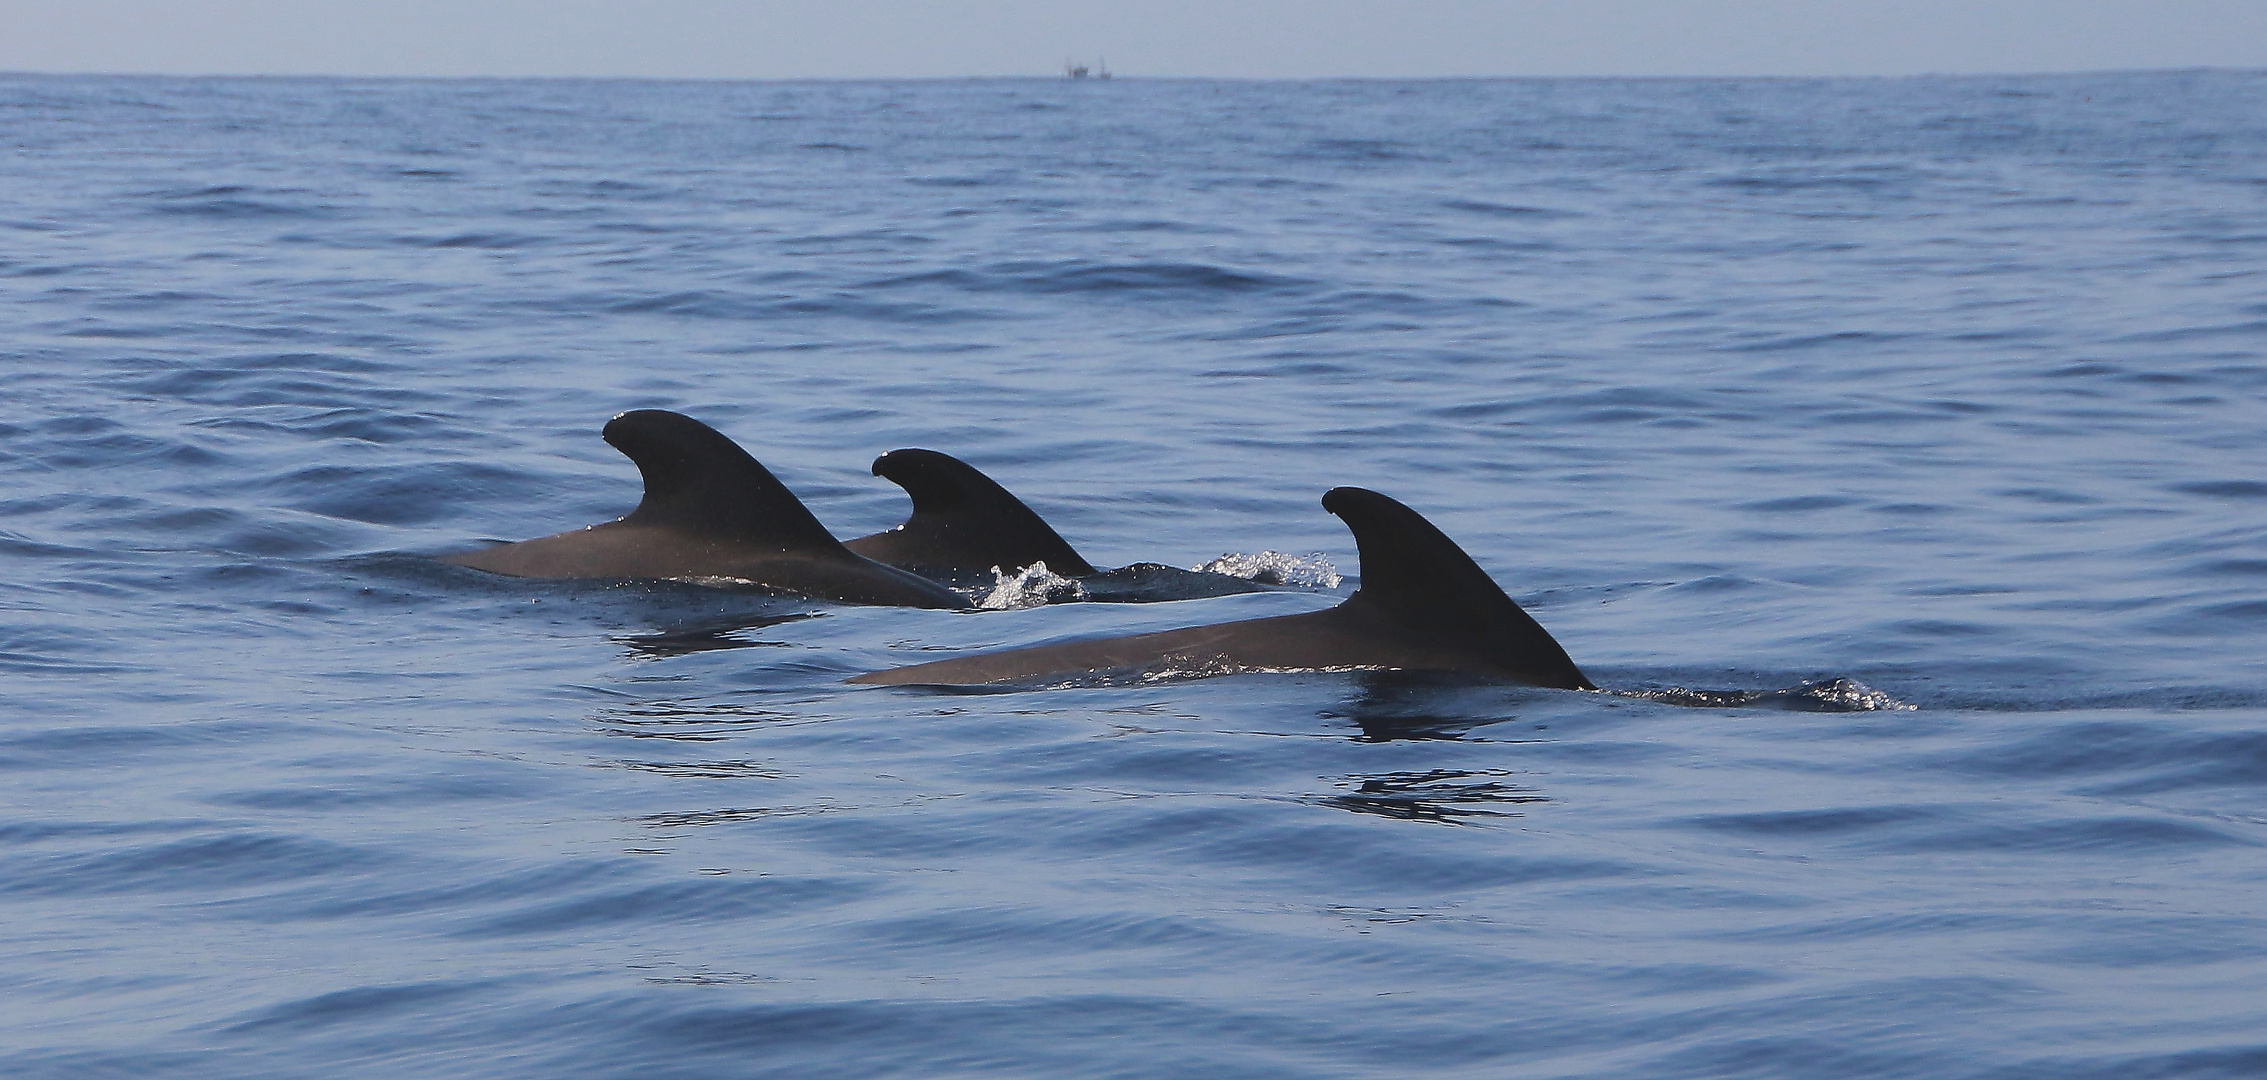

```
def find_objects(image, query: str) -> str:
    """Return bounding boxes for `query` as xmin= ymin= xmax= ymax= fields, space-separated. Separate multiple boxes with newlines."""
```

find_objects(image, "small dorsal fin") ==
xmin=1322 ymin=487 xmax=1591 ymax=689
xmin=601 ymin=410 xmax=841 ymax=553
xmin=849 ymin=449 xmax=1096 ymax=576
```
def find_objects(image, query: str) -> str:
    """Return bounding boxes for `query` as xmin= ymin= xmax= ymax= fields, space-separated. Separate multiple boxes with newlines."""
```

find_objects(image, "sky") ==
xmin=3 ymin=0 xmax=2264 ymax=80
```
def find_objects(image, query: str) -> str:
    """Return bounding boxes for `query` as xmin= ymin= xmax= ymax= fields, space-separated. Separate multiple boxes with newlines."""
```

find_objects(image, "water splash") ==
xmin=1625 ymin=677 xmax=1917 ymax=712
xmin=976 ymin=562 xmax=1084 ymax=610
xmin=1192 ymin=550 xmax=1342 ymax=589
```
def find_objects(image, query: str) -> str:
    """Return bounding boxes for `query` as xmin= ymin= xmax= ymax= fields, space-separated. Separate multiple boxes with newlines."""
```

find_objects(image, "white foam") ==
xmin=1797 ymin=677 xmax=1917 ymax=711
xmin=1191 ymin=550 xmax=1342 ymax=589
xmin=976 ymin=561 xmax=1084 ymax=610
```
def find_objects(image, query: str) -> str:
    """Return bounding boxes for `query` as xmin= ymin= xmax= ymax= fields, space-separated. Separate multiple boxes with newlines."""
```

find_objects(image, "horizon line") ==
xmin=4 ymin=65 xmax=2260 ymax=84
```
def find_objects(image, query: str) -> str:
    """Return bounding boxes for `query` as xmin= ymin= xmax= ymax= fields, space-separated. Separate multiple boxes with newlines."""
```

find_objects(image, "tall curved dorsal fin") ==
xmin=848 ymin=449 xmax=1096 ymax=576
xmin=1322 ymin=487 xmax=1592 ymax=690
xmin=602 ymin=410 xmax=842 ymax=553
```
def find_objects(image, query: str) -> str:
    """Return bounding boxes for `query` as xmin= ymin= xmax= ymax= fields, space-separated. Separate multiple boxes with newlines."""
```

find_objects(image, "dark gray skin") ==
xmin=850 ymin=487 xmax=1593 ymax=688
xmin=841 ymin=449 xmax=1282 ymax=602
xmin=842 ymin=449 xmax=1097 ymax=579
xmin=441 ymin=410 xmax=966 ymax=610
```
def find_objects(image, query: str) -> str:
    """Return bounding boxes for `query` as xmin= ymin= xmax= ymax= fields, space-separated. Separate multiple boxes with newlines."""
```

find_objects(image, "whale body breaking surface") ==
xmin=439 ymin=410 xmax=967 ymax=609
xmin=442 ymin=411 xmax=1592 ymax=689
xmin=850 ymin=487 xmax=1593 ymax=690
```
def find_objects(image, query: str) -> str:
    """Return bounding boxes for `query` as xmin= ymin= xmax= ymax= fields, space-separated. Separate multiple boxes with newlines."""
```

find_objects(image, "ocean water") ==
xmin=4 ymin=69 xmax=2266 ymax=1078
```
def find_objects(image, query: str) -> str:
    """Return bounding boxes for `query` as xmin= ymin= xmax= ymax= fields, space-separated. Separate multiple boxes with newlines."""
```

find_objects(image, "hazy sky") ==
xmin=4 ymin=0 xmax=2264 ymax=79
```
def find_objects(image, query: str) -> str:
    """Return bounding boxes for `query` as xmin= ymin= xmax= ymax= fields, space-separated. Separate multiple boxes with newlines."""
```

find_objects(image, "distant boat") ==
xmin=1064 ymin=58 xmax=1112 ymax=80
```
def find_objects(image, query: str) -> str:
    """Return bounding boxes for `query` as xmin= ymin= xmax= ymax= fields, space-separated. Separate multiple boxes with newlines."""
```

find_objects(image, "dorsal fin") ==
xmin=601 ymin=410 xmax=841 ymax=553
xmin=1322 ymin=487 xmax=1592 ymax=690
xmin=848 ymin=449 xmax=1096 ymax=576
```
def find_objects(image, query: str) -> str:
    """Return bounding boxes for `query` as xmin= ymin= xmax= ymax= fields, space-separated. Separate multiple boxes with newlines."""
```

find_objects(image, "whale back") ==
xmin=1322 ymin=487 xmax=1592 ymax=690
xmin=849 ymin=487 xmax=1593 ymax=688
xmin=603 ymin=409 xmax=841 ymax=555
xmin=844 ymin=448 xmax=1096 ymax=577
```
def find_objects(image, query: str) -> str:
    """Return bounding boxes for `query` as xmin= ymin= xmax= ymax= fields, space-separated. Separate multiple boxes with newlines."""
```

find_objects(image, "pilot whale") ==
xmin=440 ymin=410 xmax=965 ymax=609
xmin=842 ymin=448 xmax=1099 ymax=580
xmin=849 ymin=487 xmax=1593 ymax=688
xmin=842 ymin=448 xmax=1293 ymax=601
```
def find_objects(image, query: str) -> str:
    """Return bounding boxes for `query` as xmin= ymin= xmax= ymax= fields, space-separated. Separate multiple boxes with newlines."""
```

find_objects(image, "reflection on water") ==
xmin=632 ymin=806 xmax=819 ymax=828
xmin=603 ymin=759 xmax=792 ymax=780
xmin=1321 ymin=768 xmax=1548 ymax=823
xmin=1325 ymin=670 xmax=1550 ymax=741
xmin=593 ymin=699 xmax=817 ymax=741
xmin=616 ymin=612 xmax=819 ymax=658
xmin=633 ymin=967 xmax=785 ymax=986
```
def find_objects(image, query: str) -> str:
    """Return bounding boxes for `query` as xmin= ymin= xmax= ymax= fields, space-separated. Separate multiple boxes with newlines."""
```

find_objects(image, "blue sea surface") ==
xmin=4 ymin=71 xmax=2267 ymax=1078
